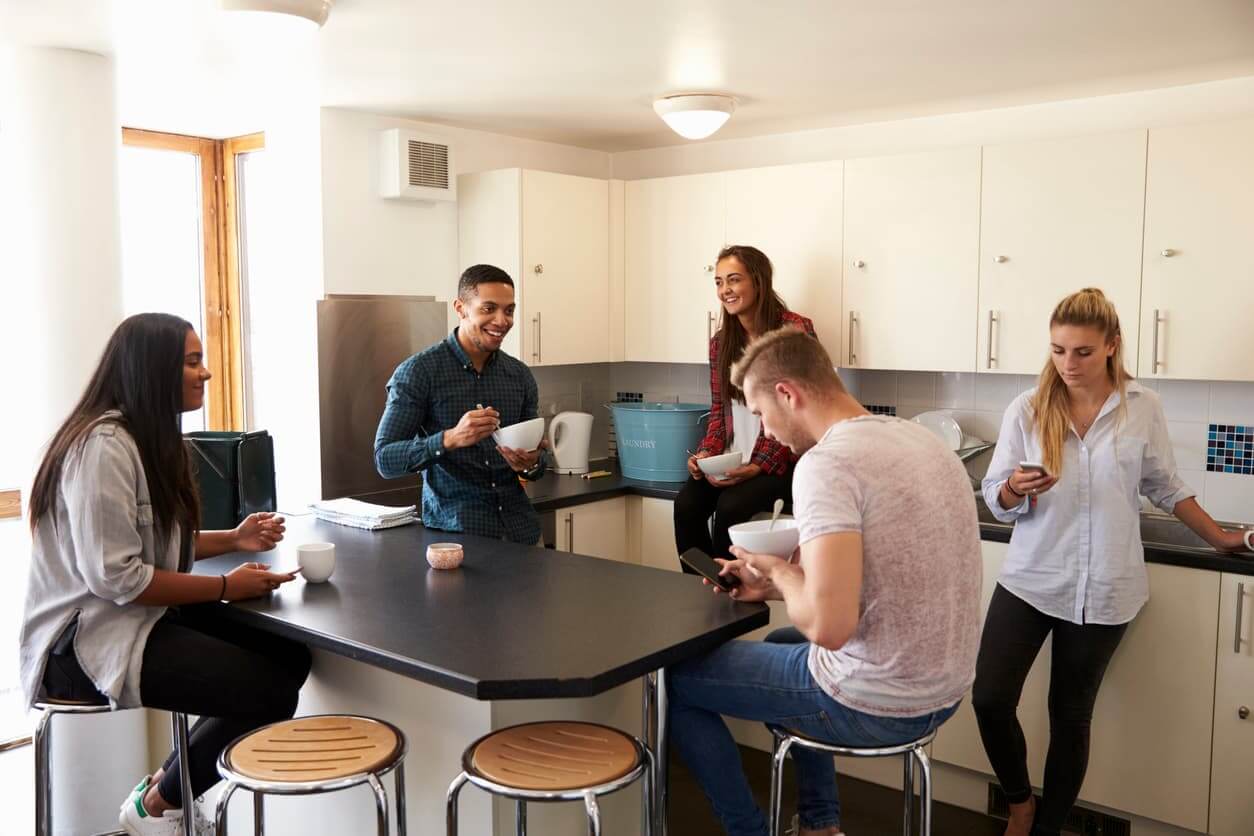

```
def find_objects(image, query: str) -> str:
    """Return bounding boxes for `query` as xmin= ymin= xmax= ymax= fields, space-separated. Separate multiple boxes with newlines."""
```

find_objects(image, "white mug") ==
xmin=297 ymin=542 xmax=336 ymax=583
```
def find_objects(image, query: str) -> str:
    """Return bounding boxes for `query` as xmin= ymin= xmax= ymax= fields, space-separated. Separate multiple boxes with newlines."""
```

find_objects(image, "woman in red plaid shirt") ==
xmin=674 ymin=245 xmax=818 ymax=568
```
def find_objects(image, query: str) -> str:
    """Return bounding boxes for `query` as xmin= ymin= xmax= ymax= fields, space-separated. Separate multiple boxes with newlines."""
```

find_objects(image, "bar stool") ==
xmin=214 ymin=714 xmax=408 ymax=836
xmin=446 ymin=721 xmax=654 ymax=836
xmin=768 ymin=726 xmax=937 ymax=836
xmin=34 ymin=697 xmax=196 ymax=836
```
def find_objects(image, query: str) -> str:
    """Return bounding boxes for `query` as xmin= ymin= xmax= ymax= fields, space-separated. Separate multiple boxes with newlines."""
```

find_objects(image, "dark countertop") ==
xmin=524 ymin=460 xmax=1254 ymax=577
xmin=192 ymin=516 xmax=768 ymax=700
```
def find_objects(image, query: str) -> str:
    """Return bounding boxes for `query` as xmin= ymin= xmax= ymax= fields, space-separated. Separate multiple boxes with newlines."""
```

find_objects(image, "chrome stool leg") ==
xmin=252 ymin=791 xmax=264 ymax=836
xmin=914 ymin=746 xmax=934 ymax=836
xmin=215 ymin=782 xmax=238 ymax=836
xmin=583 ymin=791 xmax=602 ymax=836
xmin=515 ymin=799 xmax=527 ymax=835
xmin=768 ymin=733 xmax=794 ymax=836
xmin=445 ymin=772 xmax=468 ymax=836
xmin=34 ymin=709 xmax=53 ymax=836
xmin=172 ymin=712 xmax=195 ymax=836
xmin=902 ymin=747 xmax=914 ymax=835
xmin=367 ymin=773 xmax=390 ymax=836
xmin=394 ymin=760 xmax=407 ymax=836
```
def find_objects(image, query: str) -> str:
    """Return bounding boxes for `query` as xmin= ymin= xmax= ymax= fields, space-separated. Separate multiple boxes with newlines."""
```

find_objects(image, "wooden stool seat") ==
xmin=468 ymin=722 xmax=640 ymax=792
xmin=225 ymin=716 xmax=402 ymax=783
xmin=34 ymin=696 xmax=110 ymax=710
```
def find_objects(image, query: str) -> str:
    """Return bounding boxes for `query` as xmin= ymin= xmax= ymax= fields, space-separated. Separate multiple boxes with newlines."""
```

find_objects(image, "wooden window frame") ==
xmin=120 ymin=128 xmax=263 ymax=431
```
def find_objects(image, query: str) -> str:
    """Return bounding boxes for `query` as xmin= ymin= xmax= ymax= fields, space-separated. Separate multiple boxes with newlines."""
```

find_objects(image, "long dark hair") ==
xmin=715 ymin=245 xmax=788 ymax=404
xmin=29 ymin=313 xmax=201 ymax=546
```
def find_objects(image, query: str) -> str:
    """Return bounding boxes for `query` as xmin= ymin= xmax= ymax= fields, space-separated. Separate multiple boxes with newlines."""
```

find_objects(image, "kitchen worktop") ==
xmin=524 ymin=460 xmax=1254 ymax=576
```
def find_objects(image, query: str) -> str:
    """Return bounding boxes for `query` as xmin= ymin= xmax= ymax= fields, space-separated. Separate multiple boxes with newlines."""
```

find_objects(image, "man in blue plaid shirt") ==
xmin=374 ymin=265 xmax=547 ymax=544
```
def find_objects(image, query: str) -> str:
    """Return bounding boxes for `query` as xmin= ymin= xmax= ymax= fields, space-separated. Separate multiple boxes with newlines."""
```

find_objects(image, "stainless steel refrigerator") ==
xmin=317 ymin=294 xmax=450 ymax=504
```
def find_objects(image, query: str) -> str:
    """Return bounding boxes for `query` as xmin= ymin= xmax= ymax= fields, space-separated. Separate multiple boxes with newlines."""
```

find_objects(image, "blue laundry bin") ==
xmin=609 ymin=402 xmax=710 ymax=482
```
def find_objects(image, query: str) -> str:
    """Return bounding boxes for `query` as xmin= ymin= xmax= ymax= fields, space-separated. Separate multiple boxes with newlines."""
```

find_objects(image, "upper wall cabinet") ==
xmin=724 ymin=161 xmax=844 ymax=364
xmin=978 ymin=131 xmax=1148 ymax=375
xmin=842 ymin=148 xmax=981 ymax=372
xmin=458 ymin=169 xmax=610 ymax=366
xmin=625 ymin=173 xmax=726 ymax=364
xmin=1140 ymin=118 xmax=1254 ymax=382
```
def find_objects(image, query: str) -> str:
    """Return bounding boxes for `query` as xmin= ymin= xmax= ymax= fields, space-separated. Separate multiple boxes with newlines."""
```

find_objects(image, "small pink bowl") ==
xmin=426 ymin=542 xmax=464 ymax=570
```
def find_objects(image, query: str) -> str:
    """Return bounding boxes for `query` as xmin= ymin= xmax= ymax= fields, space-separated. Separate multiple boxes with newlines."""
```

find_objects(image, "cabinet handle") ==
xmin=707 ymin=311 xmax=715 ymax=343
xmin=986 ymin=310 xmax=999 ymax=370
xmin=848 ymin=311 xmax=858 ymax=366
xmin=704 ymin=264 xmax=714 ymax=273
xmin=1236 ymin=582 xmax=1246 ymax=654
xmin=993 ymin=255 xmax=1008 ymax=264
xmin=532 ymin=312 xmax=542 ymax=363
xmin=534 ymin=264 xmax=544 ymax=274
xmin=852 ymin=259 xmax=866 ymax=269
xmin=1160 ymin=248 xmax=1177 ymax=258
xmin=1151 ymin=309 xmax=1164 ymax=374
xmin=565 ymin=512 xmax=574 ymax=552
xmin=1240 ymin=706 xmax=1250 ymax=720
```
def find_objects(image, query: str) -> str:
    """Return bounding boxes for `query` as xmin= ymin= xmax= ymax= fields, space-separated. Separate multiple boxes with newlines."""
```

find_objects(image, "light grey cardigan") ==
xmin=19 ymin=417 xmax=184 ymax=709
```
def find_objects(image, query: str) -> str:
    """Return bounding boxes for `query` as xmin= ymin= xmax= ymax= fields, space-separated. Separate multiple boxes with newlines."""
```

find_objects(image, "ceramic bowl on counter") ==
xmin=426 ymin=542 xmax=464 ymax=570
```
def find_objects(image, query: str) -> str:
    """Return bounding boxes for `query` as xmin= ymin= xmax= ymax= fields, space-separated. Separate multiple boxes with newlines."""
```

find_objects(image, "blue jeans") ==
xmin=668 ymin=639 xmax=958 ymax=836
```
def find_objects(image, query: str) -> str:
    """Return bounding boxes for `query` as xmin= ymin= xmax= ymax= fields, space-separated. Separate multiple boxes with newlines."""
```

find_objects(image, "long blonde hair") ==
xmin=1032 ymin=288 xmax=1132 ymax=475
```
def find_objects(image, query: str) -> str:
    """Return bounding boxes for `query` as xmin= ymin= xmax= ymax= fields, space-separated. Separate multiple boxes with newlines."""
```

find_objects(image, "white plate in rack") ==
xmin=910 ymin=411 xmax=964 ymax=451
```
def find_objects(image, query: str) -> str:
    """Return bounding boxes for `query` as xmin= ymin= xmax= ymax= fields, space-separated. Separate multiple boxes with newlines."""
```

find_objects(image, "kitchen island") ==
xmin=191 ymin=516 xmax=767 ymax=835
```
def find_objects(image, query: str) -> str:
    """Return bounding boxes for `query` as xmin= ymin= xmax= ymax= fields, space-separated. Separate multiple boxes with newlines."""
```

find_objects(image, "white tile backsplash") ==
xmin=1166 ymin=421 xmax=1209 ymax=472
xmin=897 ymin=372 xmax=936 ymax=407
xmin=1155 ymin=379 xmax=1211 ymax=423
xmin=1209 ymin=382 xmax=1254 ymax=424
xmin=935 ymin=372 xmax=976 ymax=410
xmin=858 ymin=370 xmax=897 ymax=407
xmin=974 ymin=373 xmax=1022 ymax=414
xmin=1202 ymin=471 xmax=1254 ymax=524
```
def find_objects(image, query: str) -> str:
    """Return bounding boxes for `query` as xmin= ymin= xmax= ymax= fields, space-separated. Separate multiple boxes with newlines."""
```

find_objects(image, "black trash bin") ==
xmin=184 ymin=430 xmax=277 ymax=531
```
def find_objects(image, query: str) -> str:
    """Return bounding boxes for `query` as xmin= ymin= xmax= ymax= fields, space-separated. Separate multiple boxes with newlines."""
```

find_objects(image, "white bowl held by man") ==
xmin=696 ymin=451 xmax=745 ymax=479
xmin=728 ymin=519 xmax=800 ymax=557
xmin=297 ymin=542 xmax=336 ymax=583
xmin=492 ymin=417 xmax=545 ymax=451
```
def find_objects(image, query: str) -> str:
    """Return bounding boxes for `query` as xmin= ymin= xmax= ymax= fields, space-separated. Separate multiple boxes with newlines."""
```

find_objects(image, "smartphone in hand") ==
xmin=1019 ymin=460 xmax=1050 ymax=476
xmin=679 ymin=547 xmax=741 ymax=591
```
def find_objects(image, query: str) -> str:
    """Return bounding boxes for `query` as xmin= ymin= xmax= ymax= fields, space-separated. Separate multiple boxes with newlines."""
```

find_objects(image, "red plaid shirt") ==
xmin=696 ymin=311 xmax=818 ymax=476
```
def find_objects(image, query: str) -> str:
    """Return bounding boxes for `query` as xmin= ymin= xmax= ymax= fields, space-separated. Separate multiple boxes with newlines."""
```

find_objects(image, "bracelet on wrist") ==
xmin=1005 ymin=480 xmax=1025 ymax=498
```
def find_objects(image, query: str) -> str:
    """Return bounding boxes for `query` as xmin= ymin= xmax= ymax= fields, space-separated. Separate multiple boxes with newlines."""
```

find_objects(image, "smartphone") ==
xmin=679 ymin=547 xmax=740 ymax=591
xmin=1019 ymin=461 xmax=1049 ymax=475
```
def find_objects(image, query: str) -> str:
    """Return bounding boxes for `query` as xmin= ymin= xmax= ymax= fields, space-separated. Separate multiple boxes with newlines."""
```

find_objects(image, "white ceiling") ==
xmin=4 ymin=0 xmax=1254 ymax=150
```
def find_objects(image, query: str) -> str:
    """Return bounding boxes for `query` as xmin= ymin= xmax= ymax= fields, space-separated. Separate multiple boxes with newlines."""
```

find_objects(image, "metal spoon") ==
xmin=768 ymin=498 xmax=785 ymax=531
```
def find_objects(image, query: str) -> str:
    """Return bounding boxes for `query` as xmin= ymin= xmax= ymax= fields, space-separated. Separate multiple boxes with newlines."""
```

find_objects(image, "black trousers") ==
xmin=43 ymin=606 xmax=312 ymax=807
xmin=672 ymin=471 xmax=793 ymax=570
xmin=971 ymin=584 xmax=1128 ymax=836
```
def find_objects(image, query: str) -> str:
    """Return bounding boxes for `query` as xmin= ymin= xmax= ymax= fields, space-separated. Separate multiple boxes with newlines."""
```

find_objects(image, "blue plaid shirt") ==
xmin=374 ymin=329 xmax=545 ymax=544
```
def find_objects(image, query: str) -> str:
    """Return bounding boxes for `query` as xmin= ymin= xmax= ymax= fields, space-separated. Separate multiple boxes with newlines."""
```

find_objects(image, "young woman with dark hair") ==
xmin=673 ymin=245 xmax=818 ymax=567
xmin=19 ymin=313 xmax=311 ymax=836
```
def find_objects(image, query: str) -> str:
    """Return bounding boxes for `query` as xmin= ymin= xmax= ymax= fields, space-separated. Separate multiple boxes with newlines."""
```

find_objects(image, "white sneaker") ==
xmin=118 ymin=795 xmax=184 ymax=836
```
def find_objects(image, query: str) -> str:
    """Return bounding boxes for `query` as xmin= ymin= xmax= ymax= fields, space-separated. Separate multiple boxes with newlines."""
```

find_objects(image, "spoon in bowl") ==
xmin=768 ymin=498 xmax=785 ymax=531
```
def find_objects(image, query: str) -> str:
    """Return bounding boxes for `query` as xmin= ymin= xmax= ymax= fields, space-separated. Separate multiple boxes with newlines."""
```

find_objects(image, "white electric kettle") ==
xmin=548 ymin=411 xmax=594 ymax=474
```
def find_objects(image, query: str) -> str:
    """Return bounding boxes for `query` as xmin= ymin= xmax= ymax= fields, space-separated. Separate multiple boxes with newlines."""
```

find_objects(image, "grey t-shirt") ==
xmin=797 ymin=416 xmax=982 ymax=717
xmin=20 ymin=417 xmax=181 ymax=709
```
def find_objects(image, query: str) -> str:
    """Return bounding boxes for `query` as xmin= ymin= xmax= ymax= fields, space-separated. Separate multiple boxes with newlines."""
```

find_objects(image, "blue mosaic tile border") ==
xmin=865 ymin=404 xmax=897 ymax=416
xmin=1207 ymin=424 xmax=1254 ymax=474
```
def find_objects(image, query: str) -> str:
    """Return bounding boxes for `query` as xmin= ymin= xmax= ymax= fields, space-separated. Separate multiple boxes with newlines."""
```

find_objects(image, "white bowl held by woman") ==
xmin=492 ymin=417 xmax=545 ymax=451
xmin=696 ymin=451 xmax=745 ymax=478
xmin=728 ymin=519 xmax=800 ymax=557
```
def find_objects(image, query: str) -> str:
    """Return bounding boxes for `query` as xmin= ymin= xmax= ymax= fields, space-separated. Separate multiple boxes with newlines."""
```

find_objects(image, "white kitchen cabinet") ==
xmin=555 ymin=497 xmax=629 ymax=563
xmin=458 ymin=168 xmax=610 ymax=366
xmin=1140 ymin=118 xmax=1254 ymax=381
xmin=934 ymin=545 xmax=1219 ymax=832
xmin=724 ymin=161 xmax=844 ymax=364
xmin=842 ymin=147 xmax=980 ymax=372
xmin=625 ymin=174 xmax=725 ymax=363
xmin=1210 ymin=573 xmax=1254 ymax=835
xmin=977 ymin=132 xmax=1147 ymax=375
xmin=629 ymin=496 xmax=681 ymax=573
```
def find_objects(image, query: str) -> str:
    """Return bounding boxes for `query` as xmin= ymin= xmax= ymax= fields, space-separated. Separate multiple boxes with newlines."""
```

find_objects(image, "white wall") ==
xmin=611 ymin=75 xmax=1254 ymax=179
xmin=319 ymin=108 xmax=611 ymax=298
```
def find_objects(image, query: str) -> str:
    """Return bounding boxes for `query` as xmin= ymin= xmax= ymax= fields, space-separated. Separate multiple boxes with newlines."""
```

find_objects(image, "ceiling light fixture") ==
xmin=653 ymin=93 xmax=737 ymax=141
xmin=220 ymin=0 xmax=334 ymax=27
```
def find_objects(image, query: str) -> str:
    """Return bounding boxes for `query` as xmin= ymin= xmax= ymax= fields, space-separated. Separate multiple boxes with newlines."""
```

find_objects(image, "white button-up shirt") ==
xmin=982 ymin=381 xmax=1194 ymax=625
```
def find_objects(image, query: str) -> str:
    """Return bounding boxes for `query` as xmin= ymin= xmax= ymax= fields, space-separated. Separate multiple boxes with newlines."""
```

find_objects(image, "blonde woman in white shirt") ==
xmin=974 ymin=288 xmax=1248 ymax=836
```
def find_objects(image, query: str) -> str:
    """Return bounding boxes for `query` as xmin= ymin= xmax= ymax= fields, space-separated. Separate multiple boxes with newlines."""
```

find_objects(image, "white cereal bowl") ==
xmin=696 ymin=451 xmax=745 ymax=478
xmin=728 ymin=519 xmax=800 ymax=558
xmin=492 ymin=417 xmax=545 ymax=451
xmin=426 ymin=542 xmax=464 ymax=570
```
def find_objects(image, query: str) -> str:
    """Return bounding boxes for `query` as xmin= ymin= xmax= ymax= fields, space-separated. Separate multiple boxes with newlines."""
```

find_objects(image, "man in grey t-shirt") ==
xmin=667 ymin=328 xmax=981 ymax=836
